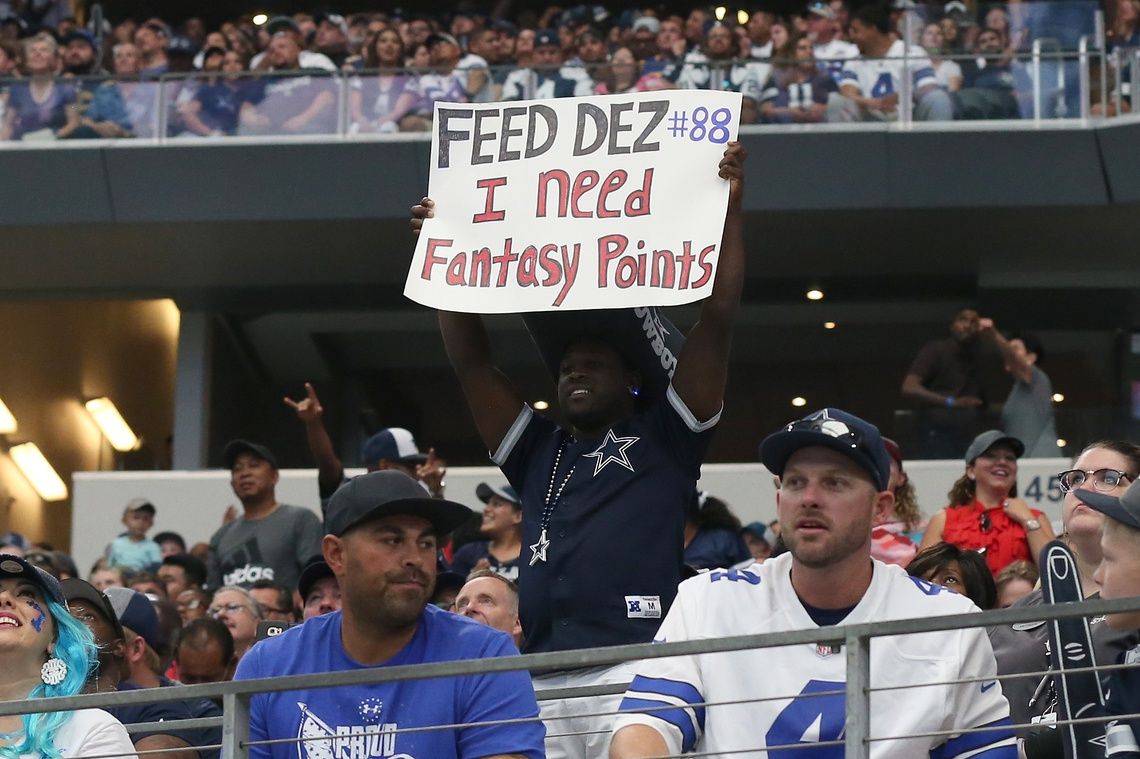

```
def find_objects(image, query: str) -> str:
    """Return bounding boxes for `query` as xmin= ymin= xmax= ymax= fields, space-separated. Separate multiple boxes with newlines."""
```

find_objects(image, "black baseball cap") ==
xmin=325 ymin=470 xmax=473 ymax=537
xmin=222 ymin=439 xmax=278 ymax=469
xmin=759 ymin=407 xmax=892 ymax=491
xmin=0 ymin=555 xmax=63 ymax=604
xmin=298 ymin=557 xmax=334 ymax=600
xmin=61 ymin=578 xmax=125 ymax=640
xmin=1078 ymin=480 xmax=1140 ymax=530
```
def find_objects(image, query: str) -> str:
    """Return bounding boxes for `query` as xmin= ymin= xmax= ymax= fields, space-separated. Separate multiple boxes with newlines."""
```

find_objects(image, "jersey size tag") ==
xmin=625 ymin=596 xmax=662 ymax=618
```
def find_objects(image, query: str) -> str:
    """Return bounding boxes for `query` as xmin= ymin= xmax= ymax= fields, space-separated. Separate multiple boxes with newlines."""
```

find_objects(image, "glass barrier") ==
xmin=0 ymin=30 xmax=1128 ymax=146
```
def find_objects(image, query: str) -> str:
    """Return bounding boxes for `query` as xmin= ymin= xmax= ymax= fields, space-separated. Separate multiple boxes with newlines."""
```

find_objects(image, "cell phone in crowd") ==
xmin=256 ymin=619 xmax=296 ymax=641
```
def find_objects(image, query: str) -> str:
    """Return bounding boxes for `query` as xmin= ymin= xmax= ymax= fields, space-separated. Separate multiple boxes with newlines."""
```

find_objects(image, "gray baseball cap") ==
xmin=325 ymin=470 xmax=473 ymax=537
xmin=1078 ymin=480 xmax=1140 ymax=530
xmin=964 ymin=430 xmax=1024 ymax=464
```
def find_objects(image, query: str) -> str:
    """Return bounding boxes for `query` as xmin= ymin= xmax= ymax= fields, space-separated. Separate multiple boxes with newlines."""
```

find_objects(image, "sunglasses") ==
xmin=785 ymin=418 xmax=862 ymax=448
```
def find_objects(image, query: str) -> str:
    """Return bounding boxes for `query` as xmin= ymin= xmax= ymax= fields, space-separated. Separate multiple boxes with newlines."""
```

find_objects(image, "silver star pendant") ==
xmin=529 ymin=528 xmax=550 ymax=565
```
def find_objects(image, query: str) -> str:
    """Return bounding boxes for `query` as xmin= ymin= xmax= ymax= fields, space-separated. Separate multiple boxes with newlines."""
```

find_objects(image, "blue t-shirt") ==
xmin=105 ymin=535 xmax=162 ymax=571
xmin=234 ymin=606 xmax=544 ymax=759
xmin=684 ymin=528 xmax=750 ymax=571
xmin=110 ymin=681 xmax=221 ymax=759
xmin=495 ymin=386 xmax=717 ymax=653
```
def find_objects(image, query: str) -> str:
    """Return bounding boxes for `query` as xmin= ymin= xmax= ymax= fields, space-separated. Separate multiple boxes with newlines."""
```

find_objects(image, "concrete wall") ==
xmin=71 ymin=457 xmax=1071 ymax=580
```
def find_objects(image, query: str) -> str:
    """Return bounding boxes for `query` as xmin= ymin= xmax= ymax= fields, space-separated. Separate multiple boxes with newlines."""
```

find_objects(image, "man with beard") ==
xmin=413 ymin=143 xmax=746 ymax=759
xmin=234 ymin=470 xmax=544 ymax=759
xmin=611 ymin=408 xmax=1016 ymax=758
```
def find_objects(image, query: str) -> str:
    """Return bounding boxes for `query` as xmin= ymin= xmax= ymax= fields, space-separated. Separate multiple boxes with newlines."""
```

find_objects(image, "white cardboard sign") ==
xmin=404 ymin=90 xmax=742 ymax=313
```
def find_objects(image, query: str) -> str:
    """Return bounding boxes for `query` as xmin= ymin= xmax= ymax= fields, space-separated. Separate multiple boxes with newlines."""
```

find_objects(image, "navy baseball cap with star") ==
xmin=1078 ymin=479 xmax=1140 ymax=530
xmin=759 ymin=408 xmax=892 ymax=491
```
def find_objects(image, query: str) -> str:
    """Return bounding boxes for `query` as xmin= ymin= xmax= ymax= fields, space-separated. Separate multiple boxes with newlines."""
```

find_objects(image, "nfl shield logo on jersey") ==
xmin=815 ymin=643 xmax=841 ymax=658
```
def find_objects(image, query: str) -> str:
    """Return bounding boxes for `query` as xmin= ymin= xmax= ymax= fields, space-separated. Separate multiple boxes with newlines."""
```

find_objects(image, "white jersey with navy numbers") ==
xmin=839 ymin=39 xmax=938 ymax=99
xmin=813 ymin=38 xmax=860 ymax=83
xmin=614 ymin=552 xmax=1017 ymax=758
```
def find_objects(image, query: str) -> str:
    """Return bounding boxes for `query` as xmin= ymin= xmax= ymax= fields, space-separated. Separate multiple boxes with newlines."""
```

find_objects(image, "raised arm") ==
xmin=978 ymin=317 xmax=1034 ymax=384
xmin=670 ymin=142 xmax=747 ymax=423
xmin=412 ymin=199 xmax=526 ymax=452
xmin=284 ymin=382 xmax=344 ymax=495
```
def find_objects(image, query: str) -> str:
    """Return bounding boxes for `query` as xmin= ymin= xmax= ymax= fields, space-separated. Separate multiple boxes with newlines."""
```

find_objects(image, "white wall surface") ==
xmin=72 ymin=457 xmax=1071 ymax=578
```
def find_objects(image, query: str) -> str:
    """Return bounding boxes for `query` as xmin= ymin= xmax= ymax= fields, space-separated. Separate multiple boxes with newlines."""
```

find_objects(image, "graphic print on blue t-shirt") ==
xmin=235 ymin=607 xmax=544 ymax=759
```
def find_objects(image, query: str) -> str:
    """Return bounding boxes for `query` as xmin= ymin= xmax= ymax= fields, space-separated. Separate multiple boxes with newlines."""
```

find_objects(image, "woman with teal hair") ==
xmin=0 ymin=555 xmax=136 ymax=758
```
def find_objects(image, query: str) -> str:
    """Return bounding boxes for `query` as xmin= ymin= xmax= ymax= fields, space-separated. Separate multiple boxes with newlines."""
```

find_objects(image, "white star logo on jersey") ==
xmin=583 ymin=430 xmax=639 ymax=476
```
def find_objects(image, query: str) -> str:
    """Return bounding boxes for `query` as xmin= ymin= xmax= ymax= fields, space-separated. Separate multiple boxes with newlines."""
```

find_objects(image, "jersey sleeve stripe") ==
xmin=1107 ymin=721 xmax=1140 ymax=756
xmin=627 ymin=675 xmax=705 ymax=716
xmin=491 ymin=405 xmax=533 ymax=466
xmin=839 ymin=70 xmax=858 ymax=82
xmin=617 ymin=696 xmax=699 ymax=753
xmin=666 ymin=384 xmax=721 ymax=432
xmin=929 ymin=718 xmax=1016 ymax=759
xmin=912 ymin=67 xmax=936 ymax=83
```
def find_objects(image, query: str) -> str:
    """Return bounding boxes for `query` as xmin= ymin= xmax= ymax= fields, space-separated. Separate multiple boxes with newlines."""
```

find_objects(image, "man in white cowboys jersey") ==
xmin=611 ymin=407 xmax=1016 ymax=759
xmin=806 ymin=0 xmax=858 ymax=84
xmin=827 ymin=2 xmax=954 ymax=122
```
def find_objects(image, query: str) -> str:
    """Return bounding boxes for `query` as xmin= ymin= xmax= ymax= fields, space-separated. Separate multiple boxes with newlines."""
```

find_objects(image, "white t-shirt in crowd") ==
xmin=19 ymin=708 xmax=136 ymax=759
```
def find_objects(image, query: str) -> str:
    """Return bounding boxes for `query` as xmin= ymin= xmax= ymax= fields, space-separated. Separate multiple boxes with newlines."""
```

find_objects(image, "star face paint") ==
xmin=27 ymin=600 xmax=46 ymax=632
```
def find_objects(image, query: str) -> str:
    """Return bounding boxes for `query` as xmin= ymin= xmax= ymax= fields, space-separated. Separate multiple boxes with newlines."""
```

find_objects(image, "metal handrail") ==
xmin=1032 ymin=37 xmax=1063 ymax=120
xmin=1079 ymin=34 xmax=1093 ymax=118
xmin=1 ymin=594 xmax=1139 ymax=759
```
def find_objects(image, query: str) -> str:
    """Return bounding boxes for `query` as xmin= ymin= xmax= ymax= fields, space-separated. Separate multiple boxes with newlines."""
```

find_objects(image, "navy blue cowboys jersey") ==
xmin=494 ymin=385 xmax=718 ymax=653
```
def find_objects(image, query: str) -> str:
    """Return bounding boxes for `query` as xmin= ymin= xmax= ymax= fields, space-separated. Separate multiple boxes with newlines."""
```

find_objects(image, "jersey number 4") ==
xmin=766 ymin=680 xmax=846 ymax=758
xmin=870 ymin=72 xmax=894 ymax=98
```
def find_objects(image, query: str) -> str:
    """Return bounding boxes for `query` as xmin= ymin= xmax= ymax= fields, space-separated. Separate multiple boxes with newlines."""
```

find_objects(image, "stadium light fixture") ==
xmin=806 ymin=288 xmax=824 ymax=301
xmin=84 ymin=397 xmax=139 ymax=452
xmin=1057 ymin=438 xmax=1068 ymax=449
xmin=253 ymin=13 xmax=268 ymax=25
xmin=1052 ymin=393 xmax=1065 ymax=403
xmin=823 ymin=321 xmax=837 ymax=330
xmin=0 ymin=398 xmax=15 ymax=435
xmin=533 ymin=400 xmax=550 ymax=411
xmin=737 ymin=10 xmax=750 ymax=24
xmin=9 ymin=442 xmax=68 ymax=501
xmin=714 ymin=6 xmax=727 ymax=20
xmin=791 ymin=396 xmax=807 ymax=408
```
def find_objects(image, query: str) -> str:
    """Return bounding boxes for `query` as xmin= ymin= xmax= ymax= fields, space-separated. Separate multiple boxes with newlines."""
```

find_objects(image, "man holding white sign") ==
xmin=410 ymin=89 xmax=745 ymax=759
xmin=406 ymin=89 xmax=741 ymax=313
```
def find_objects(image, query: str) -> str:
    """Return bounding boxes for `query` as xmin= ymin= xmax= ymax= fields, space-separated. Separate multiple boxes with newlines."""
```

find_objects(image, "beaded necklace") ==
xmin=529 ymin=436 xmax=576 ymax=565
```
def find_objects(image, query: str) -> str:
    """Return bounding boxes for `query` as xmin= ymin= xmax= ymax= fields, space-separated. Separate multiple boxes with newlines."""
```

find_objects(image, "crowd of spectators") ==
xmin=0 ymin=0 xmax=1124 ymax=141
xmin=0 ymin=363 xmax=1137 ymax=755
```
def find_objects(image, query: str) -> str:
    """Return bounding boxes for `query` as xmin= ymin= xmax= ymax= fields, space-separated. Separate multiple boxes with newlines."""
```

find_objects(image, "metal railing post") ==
xmin=1133 ymin=50 xmax=1140 ymax=110
xmin=1095 ymin=10 xmax=1107 ymax=116
xmin=899 ymin=11 xmax=914 ymax=125
xmin=222 ymin=691 xmax=250 ymax=759
xmin=155 ymin=76 xmax=168 ymax=143
xmin=845 ymin=631 xmax=872 ymax=759
xmin=1032 ymin=39 xmax=1048 ymax=121
xmin=336 ymin=73 xmax=347 ymax=137
xmin=1079 ymin=35 xmax=1091 ymax=119
xmin=1111 ymin=49 xmax=1122 ymax=115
